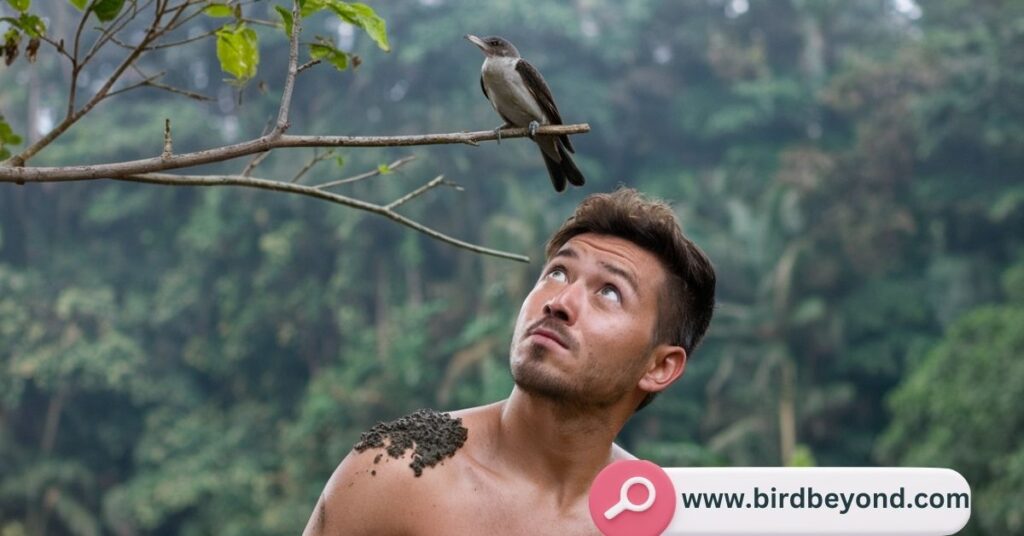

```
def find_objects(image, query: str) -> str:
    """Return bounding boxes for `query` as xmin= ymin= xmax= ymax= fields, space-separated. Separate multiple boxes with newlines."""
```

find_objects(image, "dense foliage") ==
xmin=1 ymin=0 xmax=1021 ymax=534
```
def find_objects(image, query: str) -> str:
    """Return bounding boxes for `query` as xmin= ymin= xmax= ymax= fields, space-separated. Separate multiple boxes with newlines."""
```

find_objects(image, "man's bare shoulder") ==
xmin=304 ymin=406 xmax=496 ymax=536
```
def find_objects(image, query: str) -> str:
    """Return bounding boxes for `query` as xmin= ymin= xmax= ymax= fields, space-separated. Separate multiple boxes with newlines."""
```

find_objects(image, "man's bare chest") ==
xmin=409 ymin=479 xmax=599 ymax=536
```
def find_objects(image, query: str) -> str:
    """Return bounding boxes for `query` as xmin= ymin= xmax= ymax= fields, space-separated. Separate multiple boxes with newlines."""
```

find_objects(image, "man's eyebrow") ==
xmin=551 ymin=247 xmax=641 ymax=297
xmin=550 ymin=248 xmax=578 ymax=262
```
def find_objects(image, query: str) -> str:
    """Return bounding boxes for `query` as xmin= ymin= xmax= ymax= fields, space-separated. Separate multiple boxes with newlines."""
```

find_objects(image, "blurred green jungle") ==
xmin=1 ymin=0 xmax=1022 ymax=534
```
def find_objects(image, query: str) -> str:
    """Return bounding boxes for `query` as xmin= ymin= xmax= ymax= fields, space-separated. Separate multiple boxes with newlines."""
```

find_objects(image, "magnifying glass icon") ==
xmin=603 ymin=476 xmax=656 ymax=520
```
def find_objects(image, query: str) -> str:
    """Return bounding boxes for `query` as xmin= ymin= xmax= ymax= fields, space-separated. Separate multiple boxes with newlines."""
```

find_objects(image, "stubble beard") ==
xmin=510 ymin=340 xmax=632 ymax=411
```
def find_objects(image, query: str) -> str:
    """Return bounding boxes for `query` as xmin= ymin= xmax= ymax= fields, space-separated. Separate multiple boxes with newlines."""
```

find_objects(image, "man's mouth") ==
xmin=527 ymin=326 xmax=569 ymax=349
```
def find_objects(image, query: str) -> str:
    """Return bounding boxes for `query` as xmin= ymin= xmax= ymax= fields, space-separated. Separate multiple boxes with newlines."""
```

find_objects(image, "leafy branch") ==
xmin=0 ymin=0 xmax=592 ymax=262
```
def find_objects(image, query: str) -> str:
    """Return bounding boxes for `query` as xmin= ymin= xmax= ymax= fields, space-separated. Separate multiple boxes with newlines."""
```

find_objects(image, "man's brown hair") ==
xmin=545 ymin=187 xmax=716 ymax=410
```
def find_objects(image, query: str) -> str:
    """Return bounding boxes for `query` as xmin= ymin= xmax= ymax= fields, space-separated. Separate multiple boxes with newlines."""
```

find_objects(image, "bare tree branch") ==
xmin=38 ymin=35 xmax=74 ymax=62
xmin=291 ymin=149 xmax=335 ymax=183
xmin=114 ymin=172 xmax=529 ymax=262
xmin=162 ymin=118 xmax=173 ymax=159
xmin=241 ymin=151 xmax=271 ymax=177
xmin=80 ymin=0 xmax=158 ymax=69
xmin=273 ymin=0 xmax=302 ymax=136
xmin=385 ymin=174 xmax=449 ymax=211
xmin=316 ymin=155 xmax=416 ymax=189
xmin=140 ymin=78 xmax=214 ymax=101
xmin=103 ymin=68 xmax=166 ymax=100
xmin=111 ymin=66 xmax=213 ymax=101
xmin=297 ymin=58 xmax=322 ymax=74
xmin=159 ymin=1 xmax=208 ymax=34
xmin=149 ymin=27 xmax=217 ymax=50
xmin=67 ymin=0 xmax=97 ymax=117
xmin=109 ymin=25 xmax=216 ymax=53
xmin=0 ymin=2 xmax=588 ymax=262
xmin=0 ymin=124 xmax=591 ymax=182
xmin=240 ymin=18 xmax=280 ymax=29
xmin=9 ymin=0 xmax=174 ymax=167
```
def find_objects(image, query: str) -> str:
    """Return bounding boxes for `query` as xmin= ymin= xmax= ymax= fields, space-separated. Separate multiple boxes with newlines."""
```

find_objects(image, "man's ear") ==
xmin=637 ymin=344 xmax=687 ymax=394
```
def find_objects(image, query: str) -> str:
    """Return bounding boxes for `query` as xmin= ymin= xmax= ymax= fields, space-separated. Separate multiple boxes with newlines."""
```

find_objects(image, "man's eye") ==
xmin=599 ymin=285 xmax=621 ymax=304
xmin=547 ymin=268 xmax=567 ymax=282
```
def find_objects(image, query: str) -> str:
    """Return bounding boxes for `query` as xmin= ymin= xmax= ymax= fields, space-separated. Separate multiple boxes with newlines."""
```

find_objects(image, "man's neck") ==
xmin=490 ymin=387 xmax=634 ymax=507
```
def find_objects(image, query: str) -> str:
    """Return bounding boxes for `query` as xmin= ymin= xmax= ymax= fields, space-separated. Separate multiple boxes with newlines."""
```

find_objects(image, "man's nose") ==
xmin=542 ymin=282 xmax=581 ymax=324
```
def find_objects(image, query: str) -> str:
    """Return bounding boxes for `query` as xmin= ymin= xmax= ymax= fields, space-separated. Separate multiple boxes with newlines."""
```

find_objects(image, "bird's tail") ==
xmin=558 ymin=141 xmax=585 ymax=187
xmin=540 ymin=140 xmax=585 ymax=193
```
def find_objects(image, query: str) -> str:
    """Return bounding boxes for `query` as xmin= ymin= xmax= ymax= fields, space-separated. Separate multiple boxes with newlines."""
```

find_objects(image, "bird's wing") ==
xmin=516 ymin=59 xmax=574 ymax=153
xmin=481 ymin=74 xmax=517 ymax=126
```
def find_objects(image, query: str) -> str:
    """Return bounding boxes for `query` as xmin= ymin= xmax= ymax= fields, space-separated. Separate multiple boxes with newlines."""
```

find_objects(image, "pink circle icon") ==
xmin=588 ymin=459 xmax=676 ymax=536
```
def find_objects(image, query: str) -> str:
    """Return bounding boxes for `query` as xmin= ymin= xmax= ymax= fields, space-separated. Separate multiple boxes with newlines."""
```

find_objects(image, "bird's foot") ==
xmin=493 ymin=123 xmax=513 ymax=144
xmin=527 ymin=121 xmax=540 ymax=140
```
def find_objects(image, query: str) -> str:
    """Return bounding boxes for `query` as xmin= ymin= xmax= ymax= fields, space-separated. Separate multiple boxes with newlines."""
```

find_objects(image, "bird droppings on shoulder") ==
xmin=354 ymin=408 xmax=469 ymax=477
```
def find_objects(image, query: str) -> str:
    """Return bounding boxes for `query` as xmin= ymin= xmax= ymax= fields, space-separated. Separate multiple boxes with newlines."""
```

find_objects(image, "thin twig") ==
xmin=115 ymin=172 xmax=529 ymax=262
xmin=273 ymin=0 xmax=302 ymax=136
xmin=157 ymin=3 xmax=210 ymax=39
xmin=103 ymin=68 xmax=165 ymax=99
xmin=0 ymin=124 xmax=591 ymax=180
xmin=109 ymin=26 xmax=215 ymax=52
xmin=8 ymin=0 xmax=173 ymax=166
xmin=119 ymin=66 xmax=213 ymax=101
xmin=297 ymin=59 xmax=322 ymax=74
xmin=291 ymin=149 xmax=335 ymax=183
xmin=241 ymin=152 xmax=270 ymax=177
xmin=240 ymin=18 xmax=280 ymax=28
xmin=38 ymin=35 xmax=74 ymax=62
xmin=143 ymin=79 xmax=213 ymax=101
xmin=315 ymin=155 xmax=416 ymax=189
xmin=165 ymin=0 xmax=206 ymax=11
xmin=149 ymin=27 xmax=217 ymax=50
xmin=67 ymin=0 xmax=96 ymax=117
xmin=81 ymin=0 xmax=154 ymax=69
xmin=240 ymin=117 xmax=277 ymax=176
xmin=162 ymin=118 xmax=172 ymax=159
xmin=385 ymin=175 xmax=446 ymax=211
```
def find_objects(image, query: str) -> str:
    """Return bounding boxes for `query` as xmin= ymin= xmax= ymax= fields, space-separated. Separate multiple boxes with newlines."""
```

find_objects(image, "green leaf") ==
xmin=0 ymin=115 xmax=22 ymax=161
xmin=309 ymin=38 xmax=348 ymax=70
xmin=16 ymin=13 xmax=45 ymax=37
xmin=215 ymin=23 xmax=259 ymax=83
xmin=334 ymin=156 xmax=345 ymax=169
xmin=329 ymin=1 xmax=389 ymax=52
xmin=377 ymin=163 xmax=391 ymax=175
xmin=68 ymin=0 xmax=87 ymax=10
xmin=299 ymin=0 xmax=329 ymax=17
xmin=274 ymin=5 xmax=293 ymax=38
xmin=6 ymin=0 xmax=29 ymax=13
xmin=204 ymin=3 xmax=234 ymax=17
xmin=93 ymin=0 xmax=125 ymax=22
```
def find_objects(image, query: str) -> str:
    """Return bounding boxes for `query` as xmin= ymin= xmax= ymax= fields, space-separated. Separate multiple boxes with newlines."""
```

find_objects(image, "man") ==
xmin=304 ymin=188 xmax=716 ymax=535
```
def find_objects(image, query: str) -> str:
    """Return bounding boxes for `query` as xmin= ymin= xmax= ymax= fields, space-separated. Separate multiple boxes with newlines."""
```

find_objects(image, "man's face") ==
xmin=509 ymin=233 xmax=667 ymax=409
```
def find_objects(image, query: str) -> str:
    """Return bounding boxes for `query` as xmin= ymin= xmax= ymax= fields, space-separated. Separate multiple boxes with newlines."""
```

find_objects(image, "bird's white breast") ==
xmin=480 ymin=56 xmax=548 ymax=126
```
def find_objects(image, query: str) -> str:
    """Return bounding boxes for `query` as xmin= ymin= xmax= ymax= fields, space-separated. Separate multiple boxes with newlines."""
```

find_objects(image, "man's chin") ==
xmin=511 ymin=361 xmax=576 ymax=401
xmin=512 ymin=360 xmax=632 ymax=411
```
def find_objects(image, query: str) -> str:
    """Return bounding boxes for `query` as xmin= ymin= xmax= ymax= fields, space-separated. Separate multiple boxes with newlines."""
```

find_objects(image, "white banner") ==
xmin=588 ymin=461 xmax=971 ymax=536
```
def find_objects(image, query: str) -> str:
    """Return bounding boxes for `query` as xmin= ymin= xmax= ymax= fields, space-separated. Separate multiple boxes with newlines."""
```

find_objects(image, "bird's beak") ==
xmin=464 ymin=34 xmax=489 ymax=55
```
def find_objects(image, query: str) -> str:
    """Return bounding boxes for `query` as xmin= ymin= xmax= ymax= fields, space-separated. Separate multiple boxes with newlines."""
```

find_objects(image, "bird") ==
xmin=465 ymin=34 xmax=585 ymax=192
